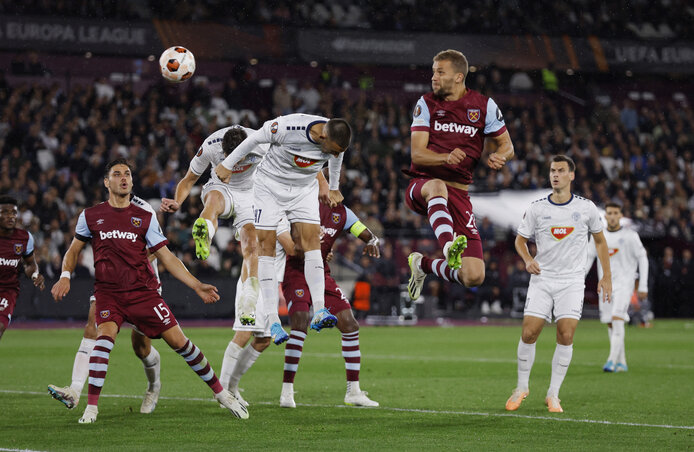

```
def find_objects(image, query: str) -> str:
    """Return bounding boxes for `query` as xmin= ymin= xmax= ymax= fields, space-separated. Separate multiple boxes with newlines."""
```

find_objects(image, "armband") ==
xmin=60 ymin=271 xmax=71 ymax=280
xmin=350 ymin=221 xmax=368 ymax=238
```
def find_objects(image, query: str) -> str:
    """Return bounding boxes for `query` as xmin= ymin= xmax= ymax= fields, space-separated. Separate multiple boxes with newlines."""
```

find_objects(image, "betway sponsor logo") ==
xmin=0 ymin=257 xmax=20 ymax=267
xmin=320 ymin=226 xmax=338 ymax=239
xmin=99 ymin=230 xmax=138 ymax=243
xmin=293 ymin=155 xmax=319 ymax=168
xmin=433 ymin=121 xmax=478 ymax=137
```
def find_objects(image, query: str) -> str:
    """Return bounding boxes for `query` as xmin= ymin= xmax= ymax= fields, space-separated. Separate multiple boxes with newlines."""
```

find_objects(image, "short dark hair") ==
xmin=325 ymin=118 xmax=352 ymax=150
xmin=222 ymin=127 xmax=248 ymax=156
xmin=0 ymin=195 xmax=18 ymax=206
xmin=105 ymin=158 xmax=134 ymax=177
xmin=605 ymin=202 xmax=623 ymax=211
xmin=434 ymin=49 xmax=469 ymax=79
xmin=551 ymin=154 xmax=576 ymax=172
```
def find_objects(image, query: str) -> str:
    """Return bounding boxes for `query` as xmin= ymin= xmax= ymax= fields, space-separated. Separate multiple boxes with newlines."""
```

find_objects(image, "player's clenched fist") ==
xmin=487 ymin=152 xmax=507 ymax=170
xmin=51 ymin=278 xmax=71 ymax=302
xmin=214 ymin=163 xmax=232 ymax=183
xmin=160 ymin=198 xmax=180 ymax=213
xmin=446 ymin=148 xmax=466 ymax=165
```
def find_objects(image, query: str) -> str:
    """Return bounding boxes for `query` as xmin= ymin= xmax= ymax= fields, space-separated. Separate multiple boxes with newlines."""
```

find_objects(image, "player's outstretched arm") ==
xmin=515 ymin=234 xmax=540 ymax=275
xmin=484 ymin=130 xmax=515 ymax=170
xmin=160 ymin=169 xmax=200 ymax=213
xmin=411 ymin=131 xmax=465 ymax=166
xmin=51 ymin=238 xmax=87 ymax=302
xmin=153 ymin=245 xmax=219 ymax=304
xmin=592 ymin=231 xmax=613 ymax=303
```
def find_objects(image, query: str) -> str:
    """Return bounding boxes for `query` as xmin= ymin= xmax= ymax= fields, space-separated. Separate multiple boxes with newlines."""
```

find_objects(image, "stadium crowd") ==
xmin=0 ymin=0 xmax=689 ymax=39
xmin=1 ymin=61 xmax=693 ymax=318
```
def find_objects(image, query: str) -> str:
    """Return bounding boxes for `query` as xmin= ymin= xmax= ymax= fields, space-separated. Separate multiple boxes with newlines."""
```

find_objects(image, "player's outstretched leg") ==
xmin=48 ymin=385 xmax=80 ymax=410
xmin=407 ymin=252 xmax=426 ymax=300
xmin=227 ymin=338 xmax=270 ymax=407
xmin=166 ymin=327 xmax=248 ymax=419
xmin=443 ymin=234 xmax=468 ymax=271
xmin=309 ymin=308 xmax=337 ymax=332
xmin=192 ymin=218 xmax=212 ymax=260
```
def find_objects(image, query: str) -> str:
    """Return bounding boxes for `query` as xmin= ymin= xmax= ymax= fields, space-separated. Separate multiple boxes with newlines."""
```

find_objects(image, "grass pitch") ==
xmin=1 ymin=319 xmax=692 ymax=451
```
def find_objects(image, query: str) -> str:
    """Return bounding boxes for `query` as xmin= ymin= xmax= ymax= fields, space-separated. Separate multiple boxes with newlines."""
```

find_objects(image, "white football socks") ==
xmin=141 ymin=346 xmax=160 ymax=391
xmin=258 ymin=255 xmax=281 ymax=325
xmin=608 ymin=319 xmax=625 ymax=364
xmin=219 ymin=341 xmax=243 ymax=390
xmin=205 ymin=219 xmax=216 ymax=240
xmin=548 ymin=343 xmax=573 ymax=398
xmin=304 ymin=249 xmax=326 ymax=312
xmin=516 ymin=339 xmax=536 ymax=390
xmin=71 ymin=338 xmax=96 ymax=393
xmin=229 ymin=345 xmax=262 ymax=391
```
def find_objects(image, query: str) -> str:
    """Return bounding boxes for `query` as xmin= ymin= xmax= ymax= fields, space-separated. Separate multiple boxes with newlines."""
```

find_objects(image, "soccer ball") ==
xmin=159 ymin=46 xmax=195 ymax=83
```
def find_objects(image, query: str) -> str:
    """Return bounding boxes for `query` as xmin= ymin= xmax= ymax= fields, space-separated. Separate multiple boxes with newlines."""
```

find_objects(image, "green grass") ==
xmin=1 ymin=320 xmax=693 ymax=451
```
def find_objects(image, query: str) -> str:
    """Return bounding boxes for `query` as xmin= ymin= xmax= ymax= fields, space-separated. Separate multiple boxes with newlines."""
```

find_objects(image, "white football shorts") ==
xmin=252 ymin=177 xmax=320 ymax=230
xmin=598 ymin=284 xmax=631 ymax=323
xmin=201 ymin=181 xmax=254 ymax=229
xmin=523 ymin=276 xmax=585 ymax=322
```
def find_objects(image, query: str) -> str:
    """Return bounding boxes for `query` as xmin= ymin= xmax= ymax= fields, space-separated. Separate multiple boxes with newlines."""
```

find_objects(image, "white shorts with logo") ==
xmin=524 ymin=276 xmax=585 ymax=322
xmin=252 ymin=177 xmax=320 ymax=230
xmin=201 ymin=182 xmax=254 ymax=229
xmin=598 ymin=284 xmax=631 ymax=323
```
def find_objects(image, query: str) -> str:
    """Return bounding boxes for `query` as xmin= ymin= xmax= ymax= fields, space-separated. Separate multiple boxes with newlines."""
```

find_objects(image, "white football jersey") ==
xmin=189 ymin=126 xmax=267 ymax=191
xmin=517 ymin=193 xmax=603 ymax=280
xmin=220 ymin=114 xmax=343 ymax=190
xmin=586 ymin=227 xmax=648 ymax=292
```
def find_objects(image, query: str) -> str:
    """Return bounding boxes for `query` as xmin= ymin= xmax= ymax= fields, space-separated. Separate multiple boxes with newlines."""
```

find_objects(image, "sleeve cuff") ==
xmin=147 ymin=240 xmax=168 ymax=254
xmin=485 ymin=125 xmax=507 ymax=137
xmin=75 ymin=234 xmax=90 ymax=242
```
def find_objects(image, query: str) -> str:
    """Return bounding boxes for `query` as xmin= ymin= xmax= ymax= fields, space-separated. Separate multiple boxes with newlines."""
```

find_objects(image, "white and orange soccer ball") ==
xmin=159 ymin=46 xmax=195 ymax=83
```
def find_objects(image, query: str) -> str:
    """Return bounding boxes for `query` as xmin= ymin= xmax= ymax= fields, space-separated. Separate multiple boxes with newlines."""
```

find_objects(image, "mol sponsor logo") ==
xmin=550 ymin=226 xmax=574 ymax=241
xmin=433 ymin=120 xmax=478 ymax=137
xmin=99 ymin=230 xmax=138 ymax=243
xmin=608 ymin=248 xmax=619 ymax=257
xmin=232 ymin=163 xmax=252 ymax=174
xmin=293 ymin=155 xmax=319 ymax=168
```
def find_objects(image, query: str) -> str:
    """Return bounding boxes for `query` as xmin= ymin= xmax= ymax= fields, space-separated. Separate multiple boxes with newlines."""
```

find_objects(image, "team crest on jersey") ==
xmin=293 ymin=155 xmax=319 ymax=168
xmin=13 ymin=244 xmax=23 ymax=255
xmin=295 ymin=289 xmax=305 ymax=298
xmin=131 ymin=217 xmax=142 ymax=228
xmin=270 ymin=121 xmax=279 ymax=134
xmin=332 ymin=213 xmax=341 ymax=224
xmin=467 ymin=109 xmax=480 ymax=122
xmin=196 ymin=146 xmax=203 ymax=157
xmin=550 ymin=227 xmax=574 ymax=241
xmin=572 ymin=212 xmax=581 ymax=222
xmin=100 ymin=310 xmax=110 ymax=318
xmin=413 ymin=105 xmax=422 ymax=118
xmin=608 ymin=248 xmax=619 ymax=257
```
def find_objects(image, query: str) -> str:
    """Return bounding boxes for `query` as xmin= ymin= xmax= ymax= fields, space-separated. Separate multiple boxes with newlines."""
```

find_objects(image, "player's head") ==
xmin=604 ymin=202 xmax=623 ymax=230
xmin=321 ymin=118 xmax=352 ymax=156
xmin=104 ymin=158 xmax=134 ymax=197
xmin=432 ymin=49 xmax=468 ymax=98
xmin=549 ymin=154 xmax=575 ymax=190
xmin=0 ymin=196 xmax=19 ymax=230
xmin=222 ymin=127 xmax=248 ymax=157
